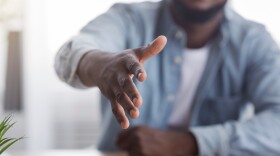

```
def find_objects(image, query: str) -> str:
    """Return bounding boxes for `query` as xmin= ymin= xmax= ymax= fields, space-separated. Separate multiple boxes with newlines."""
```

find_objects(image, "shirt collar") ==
xmin=156 ymin=0 xmax=183 ymax=39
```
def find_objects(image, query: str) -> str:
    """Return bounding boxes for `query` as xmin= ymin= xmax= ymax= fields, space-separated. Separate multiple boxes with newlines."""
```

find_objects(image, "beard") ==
xmin=172 ymin=0 xmax=227 ymax=24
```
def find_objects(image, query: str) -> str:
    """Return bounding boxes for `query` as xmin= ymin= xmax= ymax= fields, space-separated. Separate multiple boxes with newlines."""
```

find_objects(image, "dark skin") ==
xmin=78 ymin=36 xmax=167 ymax=129
xmin=117 ymin=126 xmax=198 ymax=156
xmin=170 ymin=0 xmax=225 ymax=48
xmin=77 ymin=0 xmax=225 ymax=155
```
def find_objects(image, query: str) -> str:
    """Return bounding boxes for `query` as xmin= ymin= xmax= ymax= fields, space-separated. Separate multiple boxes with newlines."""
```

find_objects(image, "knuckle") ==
xmin=118 ymin=76 xmax=128 ymax=88
xmin=127 ymin=91 xmax=137 ymax=99
xmin=117 ymin=52 xmax=126 ymax=58
xmin=121 ymin=81 xmax=137 ymax=96
xmin=115 ymin=92 xmax=125 ymax=102
xmin=124 ymin=90 xmax=138 ymax=102
xmin=100 ymin=70 xmax=115 ymax=83
xmin=125 ymin=52 xmax=136 ymax=59
xmin=122 ymin=103 xmax=131 ymax=111
xmin=135 ymin=69 xmax=143 ymax=77
xmin=119 ymin=53 xmax=134 ymax=63
xmin=127 ymin=61 xmax=138 ymax=72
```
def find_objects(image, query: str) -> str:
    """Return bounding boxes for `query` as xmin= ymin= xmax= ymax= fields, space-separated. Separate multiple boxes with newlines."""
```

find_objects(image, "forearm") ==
xmin=54 ymin=36 xmax=98 ymax=89
xmin=190 ymin=109 xmax=280 ymax=156
xmin=55 ymin=4 xmax=132 ymax=88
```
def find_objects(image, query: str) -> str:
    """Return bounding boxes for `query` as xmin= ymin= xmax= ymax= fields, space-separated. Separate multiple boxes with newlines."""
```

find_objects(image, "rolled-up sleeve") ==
xmin=190 ymin=124 xmax=232 ymax=156
xmin=55 ymin=3 xmax=132 ymax=88
xmin=190 ymin=28 xmax=280 ymax=156
xmin=55 ymin=35 xmax=99 ymax=88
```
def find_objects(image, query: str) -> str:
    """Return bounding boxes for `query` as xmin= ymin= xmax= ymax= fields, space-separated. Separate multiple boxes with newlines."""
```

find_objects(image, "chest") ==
xmin=134 ymin=42 xmax=248 ymax=127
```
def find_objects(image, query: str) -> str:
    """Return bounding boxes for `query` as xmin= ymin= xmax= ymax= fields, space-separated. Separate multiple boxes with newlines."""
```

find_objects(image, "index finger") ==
xmin=110 ymin=100 xmax=130 ymax=129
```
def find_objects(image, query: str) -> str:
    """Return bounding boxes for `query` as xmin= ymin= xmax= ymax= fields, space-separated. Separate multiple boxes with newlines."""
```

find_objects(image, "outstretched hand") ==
xmin=77 ymin=36 xmax=167 ymax=129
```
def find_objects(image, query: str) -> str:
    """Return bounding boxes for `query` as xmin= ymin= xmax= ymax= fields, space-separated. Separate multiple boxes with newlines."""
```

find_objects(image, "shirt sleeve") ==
xmin=190 ymin=28 xmax=280 ymax=156
xmin=54 ymin=3 xmax=132 ymax=88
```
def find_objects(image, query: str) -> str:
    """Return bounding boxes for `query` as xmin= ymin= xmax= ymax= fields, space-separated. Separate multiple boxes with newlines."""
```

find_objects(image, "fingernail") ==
xmin=130 ymin=109 xmax=139 ymax=119
xmin=121 ymin=122 xmax=127 ymax=129
xmin=130 ymin=110 xmax=135 ymax=117
xmin=133 ymin=98 xmax=137 ymax=104
xmin=137 ymin=73 xmax=142 ymax=79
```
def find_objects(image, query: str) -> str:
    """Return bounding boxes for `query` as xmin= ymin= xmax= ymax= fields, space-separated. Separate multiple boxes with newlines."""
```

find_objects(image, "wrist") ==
xmin=171 ymin=131 xmax=198 ymax=155
xmin=77 ymin=50 xmax=109 ymax=87
xmin=186 ymin=132 xmax=199 ymax=155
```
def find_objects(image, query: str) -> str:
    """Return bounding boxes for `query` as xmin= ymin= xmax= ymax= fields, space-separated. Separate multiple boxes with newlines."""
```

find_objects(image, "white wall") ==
xmin=24 ymin=0 xmax=53 ymax=150
xmin=232 ymin=0 xmax=280 ymax=43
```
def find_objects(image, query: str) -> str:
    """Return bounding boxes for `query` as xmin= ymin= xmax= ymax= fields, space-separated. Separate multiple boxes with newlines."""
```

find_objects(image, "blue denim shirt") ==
xmin=55 ymin=0 xmax=280 ymax=155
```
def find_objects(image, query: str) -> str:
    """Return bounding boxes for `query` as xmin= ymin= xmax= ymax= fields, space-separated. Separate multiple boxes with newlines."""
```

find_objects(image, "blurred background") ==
xmin=0 ymin=0 xmax=279 ymax=152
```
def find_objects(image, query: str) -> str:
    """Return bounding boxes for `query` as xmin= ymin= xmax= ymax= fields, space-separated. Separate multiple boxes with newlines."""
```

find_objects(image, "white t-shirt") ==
xmin=168 ymin=45 xmax=210 ymax=129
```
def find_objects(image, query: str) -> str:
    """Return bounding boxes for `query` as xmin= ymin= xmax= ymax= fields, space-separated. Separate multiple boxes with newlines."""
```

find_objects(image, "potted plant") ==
xmin=0 ymin=115 xmax=23 ymax=155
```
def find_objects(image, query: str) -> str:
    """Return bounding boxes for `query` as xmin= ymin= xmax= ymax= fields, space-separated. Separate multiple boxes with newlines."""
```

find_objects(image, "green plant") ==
xmin=0 ymin=115 xmax=23 ymax=154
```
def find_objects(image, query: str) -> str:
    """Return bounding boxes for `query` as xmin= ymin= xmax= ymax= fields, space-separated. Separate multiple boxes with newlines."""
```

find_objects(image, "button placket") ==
xmin=167 ymin=94 xmax=175 ymax=102
xmin=173 ymin=56 xmax=183 ymax=64
xmin=175 ymin=30 xmax=183 ymax=40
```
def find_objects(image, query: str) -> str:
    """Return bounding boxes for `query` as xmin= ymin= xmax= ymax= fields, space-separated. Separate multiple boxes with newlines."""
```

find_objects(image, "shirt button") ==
xmin=167 ymin=94 xmax=175 ymax=102
xmin=175 ymin=31 xmax=183 ymax=39
xmin=173 ymin=56 xmax=183 ymax=64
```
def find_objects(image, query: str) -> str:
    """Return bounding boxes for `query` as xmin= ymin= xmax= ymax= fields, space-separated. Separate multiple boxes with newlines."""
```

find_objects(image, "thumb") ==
xmin=138 ymin=35 xmax=167 ymax=63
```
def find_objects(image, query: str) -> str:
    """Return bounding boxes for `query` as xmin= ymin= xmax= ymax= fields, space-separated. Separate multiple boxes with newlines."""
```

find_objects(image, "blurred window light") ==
xmin=0 ymin=0 xmax=23 ymax=112
xmin=232 ymin=0 xmax=280 ymax=44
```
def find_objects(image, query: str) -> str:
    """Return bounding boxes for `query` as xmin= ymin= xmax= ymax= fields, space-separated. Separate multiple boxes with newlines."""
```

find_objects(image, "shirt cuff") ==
xmin=67 ymin=48 xmax=93 ymax=89
xmin=189 ymin=125 xmax=232 ymax=156
xmin=55 ymin=36 xmax=99 ymax=89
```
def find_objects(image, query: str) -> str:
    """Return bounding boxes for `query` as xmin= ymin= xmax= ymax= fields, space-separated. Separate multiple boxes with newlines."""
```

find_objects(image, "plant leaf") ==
xmin=0 ymin=116 xmax=13 ymax=141
xmin=0 ymin=137 xmax=23 ymax=154
xmin=0 ymin=122 xmax=16 ymax=138
xmin=0 ymin=115 xmax=12 ymax=133
xmin=0 ymin=138 xmax=14 ymax=147
xmin=0 ymin=138 xmax=12 ymax=145
xmin=0 ymin=115 xmax=23 ymax=154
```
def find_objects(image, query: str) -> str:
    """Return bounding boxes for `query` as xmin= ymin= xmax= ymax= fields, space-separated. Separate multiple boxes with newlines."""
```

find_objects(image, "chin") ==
xmin=179 ymin=0 xmax=225 ymax=11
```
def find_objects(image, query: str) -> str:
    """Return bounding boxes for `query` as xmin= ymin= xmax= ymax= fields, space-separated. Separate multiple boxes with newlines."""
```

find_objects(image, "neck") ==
xmin=170 ymin=3 xmax=224 ymax=49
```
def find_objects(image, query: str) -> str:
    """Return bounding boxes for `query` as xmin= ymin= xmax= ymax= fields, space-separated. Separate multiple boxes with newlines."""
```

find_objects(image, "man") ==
xmin=55 ymin=0 xmax=280 ymax=155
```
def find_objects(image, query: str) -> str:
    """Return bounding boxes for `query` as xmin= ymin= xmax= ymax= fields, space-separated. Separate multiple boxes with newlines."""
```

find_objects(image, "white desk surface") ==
xmin=7 ymin=150 xmax=127 ymax=156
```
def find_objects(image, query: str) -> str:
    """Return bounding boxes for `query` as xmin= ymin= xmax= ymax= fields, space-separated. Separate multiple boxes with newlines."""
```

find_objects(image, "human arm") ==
xmin=54 ymin=4 xmax=133 ymax=88
xmin=54 ymin=3 xmax=167 ymax=129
